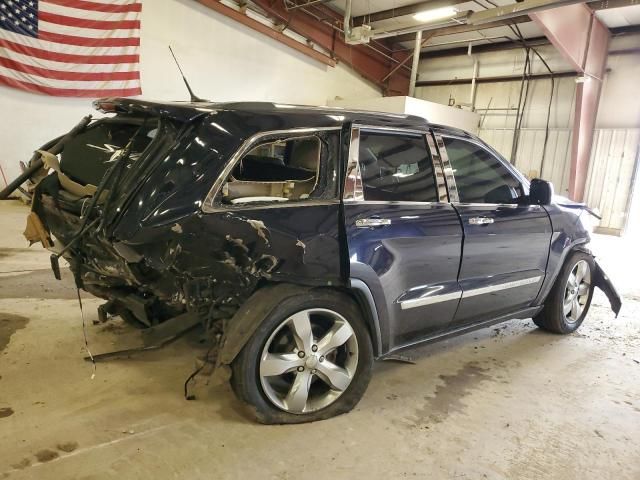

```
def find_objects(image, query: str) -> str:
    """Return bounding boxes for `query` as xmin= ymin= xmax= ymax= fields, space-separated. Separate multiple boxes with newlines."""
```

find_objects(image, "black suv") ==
xmin=23 ymin=98 xmax=620 ymax=423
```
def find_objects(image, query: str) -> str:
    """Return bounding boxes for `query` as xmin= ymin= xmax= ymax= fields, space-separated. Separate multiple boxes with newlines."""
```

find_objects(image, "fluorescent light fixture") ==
xmin=413 ymin=6 xmax=458 ymax=23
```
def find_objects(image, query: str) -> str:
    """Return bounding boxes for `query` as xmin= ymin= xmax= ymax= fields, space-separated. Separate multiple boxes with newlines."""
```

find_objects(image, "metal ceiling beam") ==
xmin=389 ymin=0 xmax=637 ymax=44
xmin=195 ymin=0 xmax=336 ymax=66
xmin=394 ymin=16 xmax=531 ymax=43
xmin=352 ymin=0 xmax=469 ymax=26
xmin=418 ymin=24 xmax=640 ymax=58
xmin=420 ymin=36 xmax=550 ymax=57
xmin=589 ymin=0 xmax=640 ymax=10
xmin=416 ymin=70 xmax=577 ymax=86
xmin=246 ymin=0 xmax=412 ymax=95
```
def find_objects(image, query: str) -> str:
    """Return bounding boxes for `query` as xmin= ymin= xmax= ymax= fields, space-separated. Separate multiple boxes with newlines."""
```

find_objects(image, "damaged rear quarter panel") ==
xmin=176 ymin=201 xmax=343 ymax=286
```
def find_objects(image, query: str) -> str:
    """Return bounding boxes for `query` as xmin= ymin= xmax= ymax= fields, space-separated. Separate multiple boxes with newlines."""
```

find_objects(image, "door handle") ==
xmin=356 ymin=218 xmax=391 ymax=228
xmin=469 ymin=216 xmax=494 ymax=225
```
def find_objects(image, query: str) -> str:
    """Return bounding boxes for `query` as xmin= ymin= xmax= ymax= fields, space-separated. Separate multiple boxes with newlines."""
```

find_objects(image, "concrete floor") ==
xmin=0 ymin=199 xmax=639 ymax=480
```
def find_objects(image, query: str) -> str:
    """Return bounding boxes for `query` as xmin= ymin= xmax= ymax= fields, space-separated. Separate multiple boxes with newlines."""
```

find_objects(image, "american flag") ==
xmin=0 ymin=0 xmax=141 ymax=97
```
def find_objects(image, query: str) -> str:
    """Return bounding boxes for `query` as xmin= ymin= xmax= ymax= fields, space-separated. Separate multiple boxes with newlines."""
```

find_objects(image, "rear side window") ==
xmin=358 ymin=131 xmax=437 ymax=202
xmin=443 ymin=137 xmax=523 ymax=204
xmin=219 ymin=131 xmax=339 ymax=205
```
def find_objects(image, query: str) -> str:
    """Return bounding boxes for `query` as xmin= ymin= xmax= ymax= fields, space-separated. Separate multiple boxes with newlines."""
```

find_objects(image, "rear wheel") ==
xmin=230 ymin=291 xmax=373 ymax=424
xmin=534 ymin=251 xmax=595 ymax=334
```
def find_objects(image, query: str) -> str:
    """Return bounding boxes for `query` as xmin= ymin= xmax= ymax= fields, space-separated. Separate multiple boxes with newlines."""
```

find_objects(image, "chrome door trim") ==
xmin=399 ymin=275 xmax=542 ymax=310
xmin=202 ymin=126 xmax=342 ymax=213
xmin=461 ymin=276 xmax=542 ymax=299
xmin=355 ymin=218 xmax=391 ymax=228
xmin=400 ymin=291 xmax=462 ymax=310
xmin=469 ymin=216 xmax=495 ymax=225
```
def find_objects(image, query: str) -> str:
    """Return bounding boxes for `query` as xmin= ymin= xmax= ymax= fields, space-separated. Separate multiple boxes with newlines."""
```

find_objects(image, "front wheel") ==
xmin=230 ymin=290 xmax=373 ymax=424
xmin=534 ymin=251 xmax=595 ymax=334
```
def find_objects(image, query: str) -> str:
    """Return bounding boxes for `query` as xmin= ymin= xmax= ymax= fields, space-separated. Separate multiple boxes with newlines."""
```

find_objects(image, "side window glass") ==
xmin=219 ymin=132 xmax=338 ymax=205
xmin=442 ymin=137 xmax=523 ymax=204
xmin=358 ymin=131 xmax=438 ymax=202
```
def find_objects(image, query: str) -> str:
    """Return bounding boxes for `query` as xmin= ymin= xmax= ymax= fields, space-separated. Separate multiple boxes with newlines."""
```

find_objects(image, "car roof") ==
xmin=95 ymin=98 xmax=434 ymax=131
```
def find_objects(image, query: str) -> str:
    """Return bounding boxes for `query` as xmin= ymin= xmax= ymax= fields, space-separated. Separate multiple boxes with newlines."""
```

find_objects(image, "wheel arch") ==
xmin=217 ymin=281 xmax=384 ymax=366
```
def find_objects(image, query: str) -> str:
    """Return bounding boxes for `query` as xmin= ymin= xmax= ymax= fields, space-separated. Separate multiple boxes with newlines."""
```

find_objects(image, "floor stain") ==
xmin=56 ymin=441 xmax=78 ymax=453
xmin=0 ymin=407 xmax=14 ymax=418
xmin=34 ymin=449 xmax=59 ymax=463
xmin=0 ymin=313 xmax=29 ymax=352
xmin=0 ymin=268 xmax=76 ymax=300
xmin=10 ymin=458 xmax=31 ymax=470
xmin=413 ymin=361 xmax=492 ymax=425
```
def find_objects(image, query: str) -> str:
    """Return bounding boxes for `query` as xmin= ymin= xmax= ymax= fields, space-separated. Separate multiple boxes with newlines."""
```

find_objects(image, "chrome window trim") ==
xmin=399 ymin=275 xmax=542 ymax=310
xmin=344 ymin=126 xmax=363 ymax=201
xmin=343 ymin=125 xmax=444 ymax=204
xmin=356 ymin=125 xmax=429 ymax=136
xmin=425 ymin=132 xmax=449 ymax=202
xmin=432 ymin=133 xmax=460 ymax=203
xmin=202 ymin=126 xmax=341 ymax=213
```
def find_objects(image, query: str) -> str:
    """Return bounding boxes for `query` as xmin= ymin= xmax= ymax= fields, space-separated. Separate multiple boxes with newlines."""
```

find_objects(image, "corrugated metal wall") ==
xmin=479 ymin=127 xmax=640 ymax=233
xmin=584 ymin=129 xmax=640 ymax=233
xmin=479 ymin=128 xmax=573 ymax=196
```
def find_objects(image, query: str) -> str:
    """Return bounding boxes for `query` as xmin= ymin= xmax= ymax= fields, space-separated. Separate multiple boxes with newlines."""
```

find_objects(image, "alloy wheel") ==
xmin=564 ymin=260 xmax=591 ymax=323
xmin=259 ymin=308 xmax=359 ymax=414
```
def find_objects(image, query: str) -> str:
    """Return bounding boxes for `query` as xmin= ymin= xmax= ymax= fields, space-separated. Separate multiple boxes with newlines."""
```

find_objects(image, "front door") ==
xmin=343 ymin=126 xmax=463 ymax=353
xmin=436 ymin=133 xmax=553 ymax=327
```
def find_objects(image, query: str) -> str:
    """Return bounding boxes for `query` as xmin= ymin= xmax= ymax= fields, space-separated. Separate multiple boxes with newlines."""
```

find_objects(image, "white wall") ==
xmin=416 ymin=35 xmax=640 ymax=131
xmin=0 ymin=0 xmax=381 ymax=184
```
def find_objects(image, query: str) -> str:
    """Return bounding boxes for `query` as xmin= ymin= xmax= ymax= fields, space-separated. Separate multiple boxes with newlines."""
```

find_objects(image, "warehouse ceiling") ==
xmin=323 ymin=0 xmax=640 ymax=52
xmin=199 ymin=0 xmax=640 ymax=94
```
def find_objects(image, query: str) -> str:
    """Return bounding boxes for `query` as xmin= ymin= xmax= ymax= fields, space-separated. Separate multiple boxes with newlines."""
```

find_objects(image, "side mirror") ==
xmin=529 ymin=178 xmax=554 ymax=206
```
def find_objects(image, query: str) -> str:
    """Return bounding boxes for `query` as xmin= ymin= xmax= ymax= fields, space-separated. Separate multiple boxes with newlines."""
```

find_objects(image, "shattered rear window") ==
xmin=220 ymin=132 xmax=339 ymax=205
xmin=60 ymin=118 xmax=158 ymax=187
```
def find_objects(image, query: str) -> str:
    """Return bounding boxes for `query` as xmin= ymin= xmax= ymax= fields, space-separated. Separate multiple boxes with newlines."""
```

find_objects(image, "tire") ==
xmin=230 ymin=290 xmax=374 ymax=424
xmin=534 ymin=251 xmax=595 ymax=334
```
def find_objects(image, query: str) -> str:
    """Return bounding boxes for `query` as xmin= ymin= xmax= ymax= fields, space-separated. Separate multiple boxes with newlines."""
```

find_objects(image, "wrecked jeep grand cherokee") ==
xmin=21 ymin=98 xmax=621 ymax=424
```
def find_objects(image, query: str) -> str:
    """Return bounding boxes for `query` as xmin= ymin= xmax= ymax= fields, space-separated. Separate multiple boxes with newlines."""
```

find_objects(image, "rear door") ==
xmin=436 ymin=133 xmax=552 ymax=327
xmin=343 ymin=126 xmax=463 ymax=352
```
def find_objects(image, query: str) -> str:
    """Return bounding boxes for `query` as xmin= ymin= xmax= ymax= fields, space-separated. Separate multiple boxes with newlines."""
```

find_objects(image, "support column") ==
xmin=530 ymin=5 xmax=610 ymax=201
xmin=409 ymin=31 xmax=422 ymax=97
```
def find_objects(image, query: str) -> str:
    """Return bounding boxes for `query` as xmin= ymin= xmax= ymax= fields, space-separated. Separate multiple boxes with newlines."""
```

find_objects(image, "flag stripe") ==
xmin=0 ymin=37 xmax=139 ymax=64
xmin=39 ymin=11 xmax=140 ymax=30
xmin=38 ymin=30 xmax=139 ymax=47
xmin=2 ymin=28 xmax=138 ymax=54
xmin=0 ymin=55 xmax=139 ymax=80
xmin=0 ymin=48 xmax=137 ymax=72
xmin=0 ymin=72 xmax=141 ymax=96
xmin=39 ymin=21 xmax=140 ymax=39
xmin=39 ymin=2 xmax=141 ymax=22
xmin=0 ymin=65 xmax=140 ymax=88
xmin=42 ymin=0 xmax=142 ymax=14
